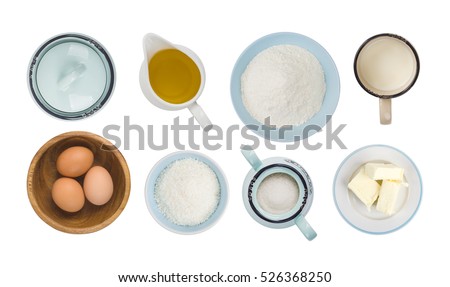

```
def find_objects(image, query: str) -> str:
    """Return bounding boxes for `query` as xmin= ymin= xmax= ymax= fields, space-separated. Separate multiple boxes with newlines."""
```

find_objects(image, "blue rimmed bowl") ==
xmin=145 ymin=151 xmax=228 ymax=234
xmin=230 ymin=32 xmax=340 ymax=142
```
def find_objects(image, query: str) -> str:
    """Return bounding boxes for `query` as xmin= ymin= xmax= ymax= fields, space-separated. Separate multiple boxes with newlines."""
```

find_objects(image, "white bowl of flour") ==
xmin=231 ymin=32 xmax=340 ymax=142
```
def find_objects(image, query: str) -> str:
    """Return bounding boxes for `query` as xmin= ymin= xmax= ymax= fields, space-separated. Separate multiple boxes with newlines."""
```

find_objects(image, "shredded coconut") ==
xmin=155 ymin=158 xmax=220 ymax=226
xmin=241 ymin=44 xmax=326 ymax=126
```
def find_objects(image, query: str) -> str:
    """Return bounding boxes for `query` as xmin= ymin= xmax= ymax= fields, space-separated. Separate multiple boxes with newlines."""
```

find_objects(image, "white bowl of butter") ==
xmin=333 ymin=145 xmax=422 ymax=234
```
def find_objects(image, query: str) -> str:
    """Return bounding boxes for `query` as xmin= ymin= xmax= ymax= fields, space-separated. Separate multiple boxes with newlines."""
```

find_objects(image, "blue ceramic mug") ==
xmin=241 ymin=147 xmax=317 ymax=240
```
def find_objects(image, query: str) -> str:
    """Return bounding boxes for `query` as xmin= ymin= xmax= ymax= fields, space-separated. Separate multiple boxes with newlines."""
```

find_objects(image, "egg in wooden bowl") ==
xmin=27 ymin=131 xmax=131 ymax=234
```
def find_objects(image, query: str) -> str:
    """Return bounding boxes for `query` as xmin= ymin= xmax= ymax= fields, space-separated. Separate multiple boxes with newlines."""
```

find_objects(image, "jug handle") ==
xmin=241 ymin=146 xmax=262 ymax=171
xmin=188 ymin=102 xmax=212 ymax=131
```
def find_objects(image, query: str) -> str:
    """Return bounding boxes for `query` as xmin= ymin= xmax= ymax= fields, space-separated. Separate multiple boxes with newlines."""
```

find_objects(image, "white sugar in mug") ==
xmin=241 ymin=147 xmax=317 ymax=241
xmin=139 ymin=33 xmax=212 ymax=130
xmin=354 ymin=33 xmax=420 ymax=125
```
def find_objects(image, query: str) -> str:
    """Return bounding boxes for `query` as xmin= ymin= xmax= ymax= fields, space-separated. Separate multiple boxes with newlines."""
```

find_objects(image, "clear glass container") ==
xmin=28 ymin=33 xmax=115 ymax=120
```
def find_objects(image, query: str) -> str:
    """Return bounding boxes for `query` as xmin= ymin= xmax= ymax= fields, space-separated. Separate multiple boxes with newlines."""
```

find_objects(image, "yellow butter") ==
xmin=376 ymin=180 xmax=401 ymax=215
xmin=348 ymin=167 xmax=381 ymax=208
xmin=365 ymin=163 xmax=404 ymax=181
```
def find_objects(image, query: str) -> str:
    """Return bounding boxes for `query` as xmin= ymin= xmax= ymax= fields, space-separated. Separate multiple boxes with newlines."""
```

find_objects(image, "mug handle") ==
xmin=241 ymin=146 xmax=262 ymax=171
xmin=379 ymin=98 xmax=392 ymax=125
xmin=295 ymin=215 xmax=317 ymax=241
xmin=188 ymin=101 xmax=212 ymax=130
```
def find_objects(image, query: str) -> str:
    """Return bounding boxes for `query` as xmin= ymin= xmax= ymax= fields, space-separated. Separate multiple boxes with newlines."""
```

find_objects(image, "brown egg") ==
xmin=83 ymin=166 xmax=114 ymax=205
xmin=52 ymin=177 xmax=85 ymax=212
xmin=56 ymin=146 xmax=94 ymax=177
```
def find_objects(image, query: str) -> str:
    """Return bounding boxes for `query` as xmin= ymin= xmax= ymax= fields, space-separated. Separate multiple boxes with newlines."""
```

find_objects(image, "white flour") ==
xmin=155 ymin=158 xmax=220 ymax=226
xmin=241 ymin=44 xmax=326 ymax=126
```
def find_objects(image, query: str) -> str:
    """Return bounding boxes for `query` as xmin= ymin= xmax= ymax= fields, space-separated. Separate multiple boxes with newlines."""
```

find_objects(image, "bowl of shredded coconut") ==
xmin=231 ymin=32 xmax=340 ymax=142
xmin=145 ymin=151 xmax=228 ymax=234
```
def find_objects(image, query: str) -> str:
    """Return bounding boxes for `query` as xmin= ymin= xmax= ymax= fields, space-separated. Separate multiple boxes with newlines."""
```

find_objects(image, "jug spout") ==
xmin=142 ymin=33 xmax=174 ymax=63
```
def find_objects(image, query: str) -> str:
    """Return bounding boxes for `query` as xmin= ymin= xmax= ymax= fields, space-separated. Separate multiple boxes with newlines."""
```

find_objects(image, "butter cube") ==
xmin=365 ymin=163 xmax=404 ymax=181
xmin=376 ymin=180 xmax=401 ymax=215
xmin=348 ymin=168 xmax=381 ymax=208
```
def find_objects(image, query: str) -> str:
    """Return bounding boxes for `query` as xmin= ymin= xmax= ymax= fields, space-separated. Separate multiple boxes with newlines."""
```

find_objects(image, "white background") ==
xmin=1 ymin=0 xmax=447 ymax=286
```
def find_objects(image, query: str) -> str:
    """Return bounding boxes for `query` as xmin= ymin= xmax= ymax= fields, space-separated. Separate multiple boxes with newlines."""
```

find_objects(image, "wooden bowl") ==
xmin=27 ymin=131 xmax=131 ymax=234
